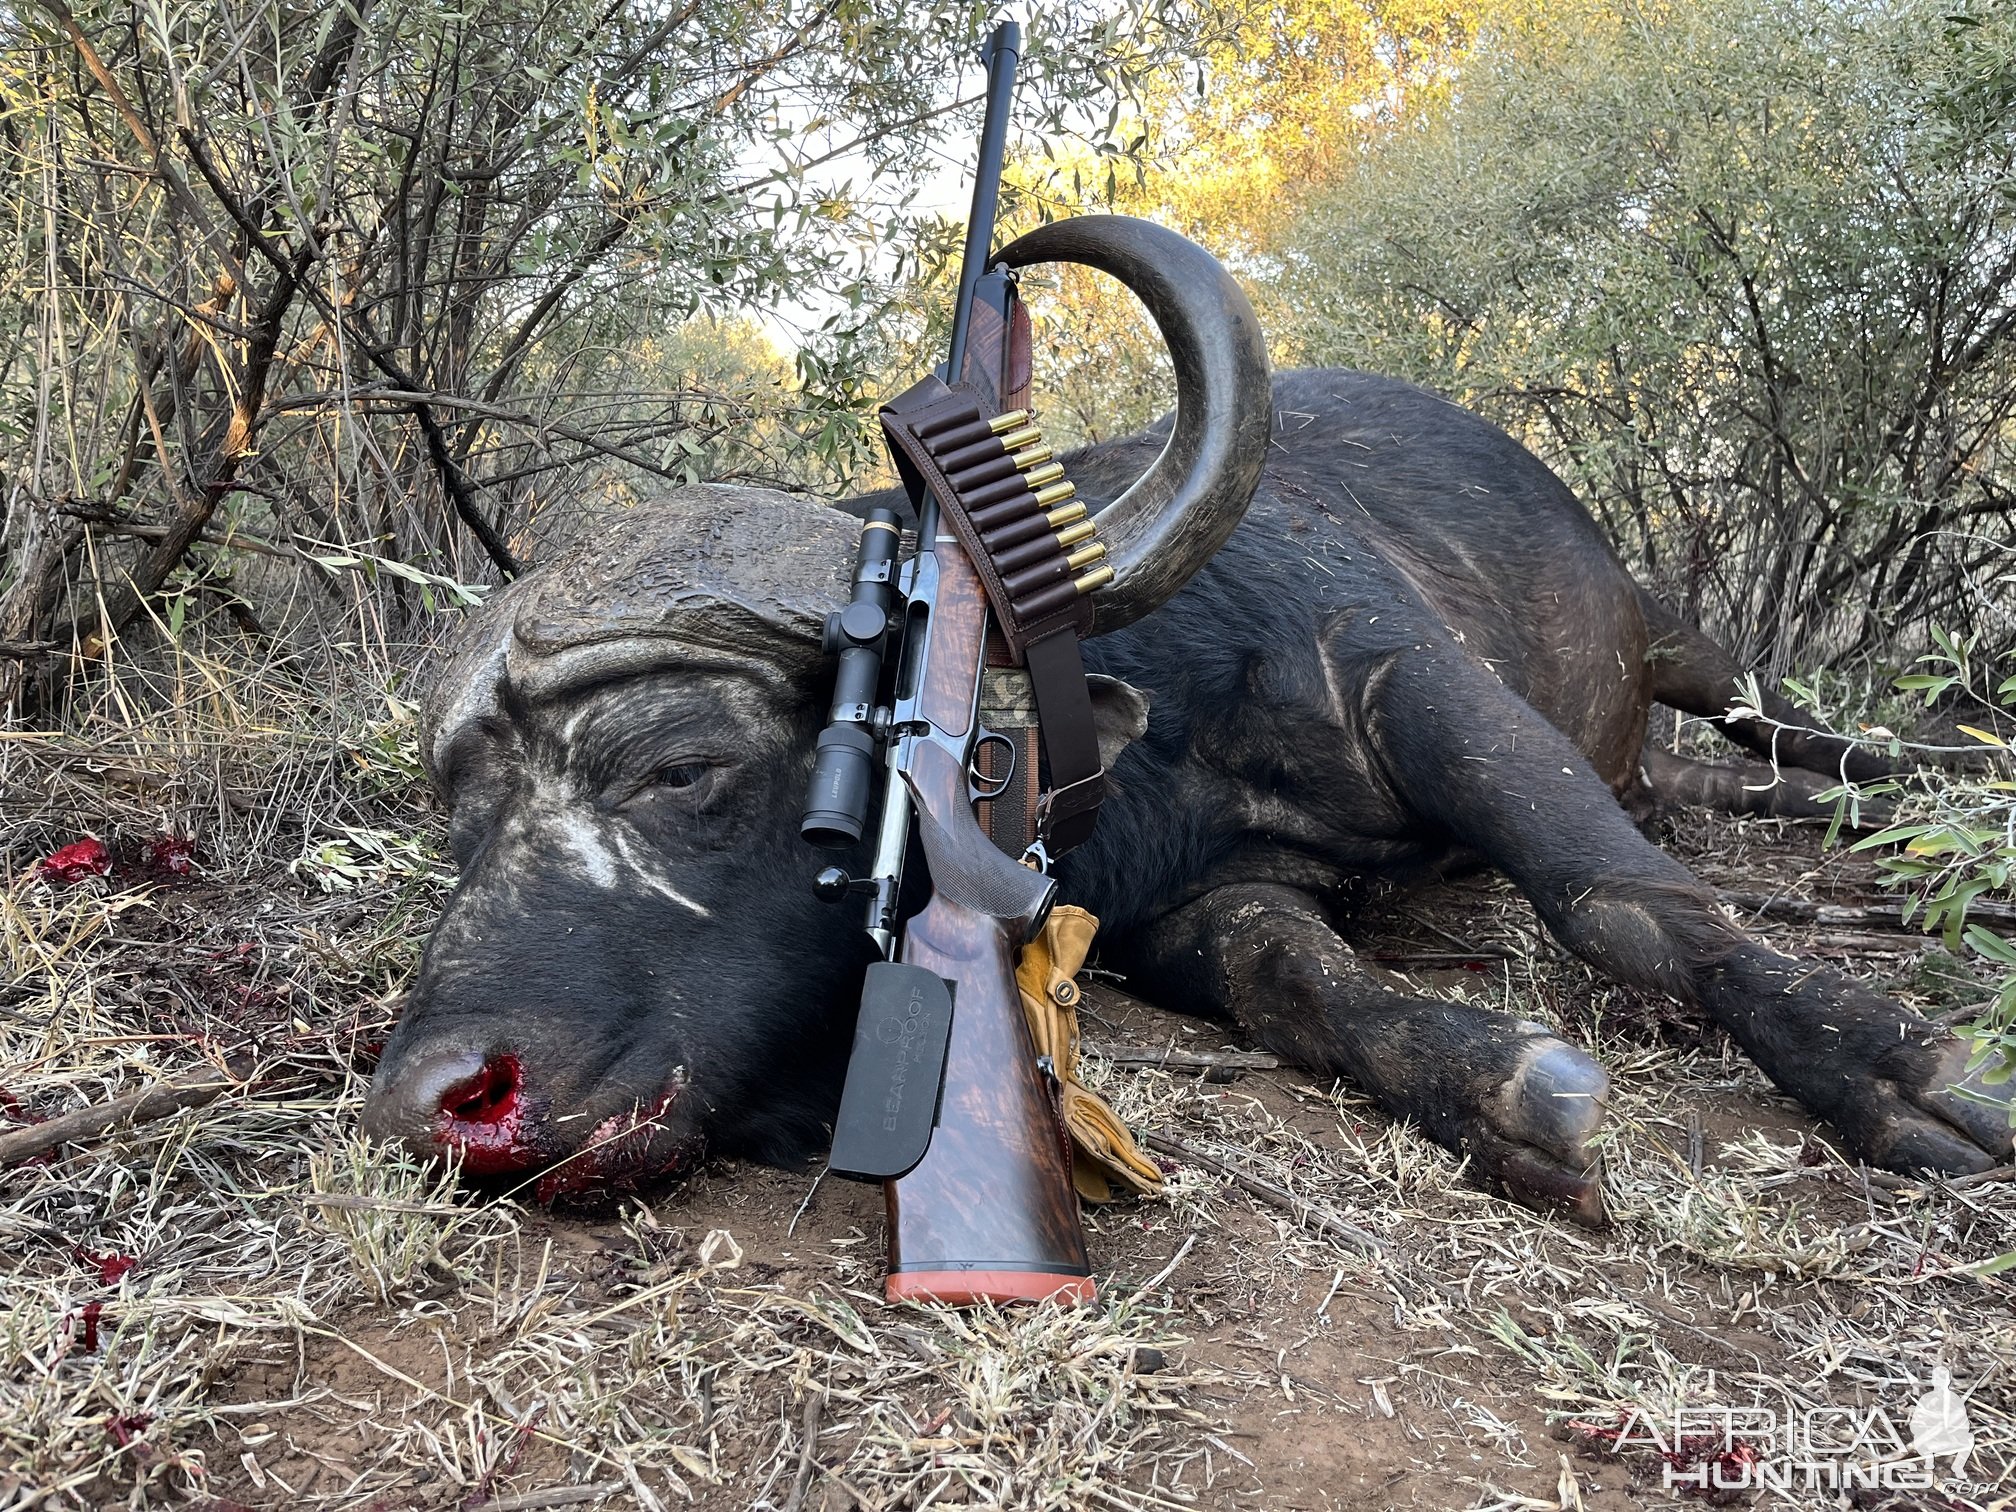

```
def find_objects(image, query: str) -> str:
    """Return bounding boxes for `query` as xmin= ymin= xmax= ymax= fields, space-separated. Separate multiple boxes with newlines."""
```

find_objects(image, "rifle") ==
xmin=799 ymin=20 xmax=1103 ymax=1305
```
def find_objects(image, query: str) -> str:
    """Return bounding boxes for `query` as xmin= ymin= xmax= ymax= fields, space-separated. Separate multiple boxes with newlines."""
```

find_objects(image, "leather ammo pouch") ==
xmin=878 ymin=374 xmax=1107 ymax=855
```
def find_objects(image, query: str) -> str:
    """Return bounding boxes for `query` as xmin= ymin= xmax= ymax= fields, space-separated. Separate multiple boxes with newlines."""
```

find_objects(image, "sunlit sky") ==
xmin=750 ymin=12 xmax=1041 ymax=354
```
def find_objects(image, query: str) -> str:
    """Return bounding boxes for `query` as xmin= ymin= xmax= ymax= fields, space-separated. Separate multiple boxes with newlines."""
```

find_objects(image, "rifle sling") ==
xmin=1021 ymin=627 xmax=1102 ymax=854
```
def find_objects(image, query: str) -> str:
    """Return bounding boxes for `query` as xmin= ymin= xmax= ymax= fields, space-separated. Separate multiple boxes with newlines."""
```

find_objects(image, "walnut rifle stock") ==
xmin=882 ymin=553 xmax=1091 ymax=1304
xmin=813 ymin=482 xmax=1095 ymax=1305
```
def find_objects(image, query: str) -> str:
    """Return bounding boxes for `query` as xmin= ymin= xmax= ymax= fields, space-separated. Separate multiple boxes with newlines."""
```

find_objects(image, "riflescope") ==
xmin=800 ymin=507 xmax=902 ymax=846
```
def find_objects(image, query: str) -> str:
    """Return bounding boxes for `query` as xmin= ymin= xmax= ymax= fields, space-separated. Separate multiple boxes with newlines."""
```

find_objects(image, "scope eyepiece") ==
xmin=803 ymin=722 xmax=877 ymax=848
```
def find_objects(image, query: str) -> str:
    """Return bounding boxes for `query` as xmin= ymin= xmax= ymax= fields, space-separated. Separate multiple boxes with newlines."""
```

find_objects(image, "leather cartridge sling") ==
xmin=878 ymin=372 xmax=1109 ymax=857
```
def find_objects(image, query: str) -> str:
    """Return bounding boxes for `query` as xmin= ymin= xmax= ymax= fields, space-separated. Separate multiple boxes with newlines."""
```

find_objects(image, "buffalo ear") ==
xmin=1086 ymin=674 xmax=1151 ymax=770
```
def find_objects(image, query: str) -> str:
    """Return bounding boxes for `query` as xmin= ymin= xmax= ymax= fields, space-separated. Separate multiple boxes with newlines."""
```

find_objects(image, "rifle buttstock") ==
xmin=885 ymin=892 xmax=1093 ymax=1305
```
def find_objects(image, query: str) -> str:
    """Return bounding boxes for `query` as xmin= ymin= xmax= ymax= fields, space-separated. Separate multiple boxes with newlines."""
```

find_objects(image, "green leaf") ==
xmin=1848 ymin=824 xmax=1937 ymax=853
xmin=1962 ymin=925 xmax=2016 ymax=966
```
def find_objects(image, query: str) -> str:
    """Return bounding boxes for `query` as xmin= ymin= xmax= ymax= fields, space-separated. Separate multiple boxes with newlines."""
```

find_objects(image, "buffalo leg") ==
xmin=1113 ymin=883 xmax=1612 ymax=1224
xmin=1638 ymin=589 xmax=1890 ymax=782
xmin=1640 ymin=743 xmax=1880 ymax=827
xmin=1373 ymin=643 xmax=2012 ymax=1174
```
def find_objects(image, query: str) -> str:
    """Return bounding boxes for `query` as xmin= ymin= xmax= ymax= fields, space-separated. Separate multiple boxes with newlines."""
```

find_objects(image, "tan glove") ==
xmin=1016 ymin=906 xmax=1164 ymax=1203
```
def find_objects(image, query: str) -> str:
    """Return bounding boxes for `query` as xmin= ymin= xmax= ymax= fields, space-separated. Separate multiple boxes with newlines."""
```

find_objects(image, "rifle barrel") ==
xmin=942 ymin=20 xmax=1022 ymax=395
xmin=860 ymin=24 xmax=1022 ymax=961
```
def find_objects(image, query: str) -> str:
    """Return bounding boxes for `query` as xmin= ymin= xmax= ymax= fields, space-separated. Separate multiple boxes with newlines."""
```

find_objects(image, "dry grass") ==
xmin=3 ymin=631 xmax=2013 ymax=1510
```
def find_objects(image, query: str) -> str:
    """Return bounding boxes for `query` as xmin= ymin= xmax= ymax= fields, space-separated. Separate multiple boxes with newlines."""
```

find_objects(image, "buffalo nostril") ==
xmin=432 ymin=1052 xmax=537 ymax=1176
xmin=361 ymin=1046 xmax=484 ymax=1147
xmin=441 ymin=1054 xmax=521 ymax=1126
xmin=362 ymin=1047 xmax=540 ymax=1175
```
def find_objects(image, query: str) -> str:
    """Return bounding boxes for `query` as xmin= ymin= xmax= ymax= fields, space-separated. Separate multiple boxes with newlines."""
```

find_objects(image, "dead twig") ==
xmin=788 ymin=1166 xmax=826 ymax=1237
xmin=1139 ymin=1232 xmax=1197 ymax=1292
xmin=1805 ymin=931 xmax=1942 ymax=956
xmin=1141 ymin=1129 xmax=1389 ymax=1260
xmin=301 ymin=1194 xmax=470 ymax=1216
xmin=473 ymin=1483 xmax=624 ymax=1511
xmin=782 ymin=1385 xmax=825 ymax=1512
xmin=1949 ymin=1163 xmax=2016 ymax=1191
xmin=1092 ymin=1044 xmax=1281 ymax=1073
xmin=0 ymin=1062 xmax=279 ymax=1167
xmin=1721 ymin=889 xmax=2016 ymax=930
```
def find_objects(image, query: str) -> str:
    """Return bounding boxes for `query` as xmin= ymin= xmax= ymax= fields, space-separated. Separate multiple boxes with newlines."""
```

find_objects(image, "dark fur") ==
xmin=390 ymin=673 xmax=873 ymax=1167
xmin=880 ymin=370 xmax=2000 ymax=1182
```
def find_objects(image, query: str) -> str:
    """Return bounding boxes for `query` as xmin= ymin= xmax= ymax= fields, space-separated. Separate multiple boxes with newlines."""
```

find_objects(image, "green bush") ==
xmin=1279 ymin=0 xmax=2016 ymax=677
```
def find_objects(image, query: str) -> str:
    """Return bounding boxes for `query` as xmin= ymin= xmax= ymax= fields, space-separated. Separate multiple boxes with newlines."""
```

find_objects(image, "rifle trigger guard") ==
xmin=969 ymin=729 xmax=1015 ymax=801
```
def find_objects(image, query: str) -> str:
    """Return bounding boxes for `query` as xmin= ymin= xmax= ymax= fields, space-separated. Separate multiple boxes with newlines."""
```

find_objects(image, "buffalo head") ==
xmin=358 ymin=217 xmax=1271 ymax=1199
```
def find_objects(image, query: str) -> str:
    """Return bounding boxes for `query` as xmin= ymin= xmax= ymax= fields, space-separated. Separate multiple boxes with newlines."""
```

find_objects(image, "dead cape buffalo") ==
xmin=361 ymin=216 xmax=2010 ymax=1219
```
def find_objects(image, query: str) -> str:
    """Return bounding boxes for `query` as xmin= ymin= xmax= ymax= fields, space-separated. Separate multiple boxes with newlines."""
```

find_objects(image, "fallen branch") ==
xmin=1949 ymin=1163 xmax=2015 ymax=1191
xmin=1093 ymin=1044 xmax=1280 ymax=1073
xmin=1721 ymin=890 xmax=2016 ymax=931
xmin=1805 ymin=931 xmax=1943 ymax=956
xmin=782 ymin=1385 xmax=825 ymax=1512
xmin=1140 ymin=1129 xmax=1387 ymax=1259
xmin=0 ymin=1063 xmax=266 ymax=1167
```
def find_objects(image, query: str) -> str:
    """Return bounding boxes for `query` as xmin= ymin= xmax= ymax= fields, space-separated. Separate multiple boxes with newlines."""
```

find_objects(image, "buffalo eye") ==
xmin=653 ymin=762 xmax=711 ymax=791
xmin=612 ymin=757 xmax=722 ymax=814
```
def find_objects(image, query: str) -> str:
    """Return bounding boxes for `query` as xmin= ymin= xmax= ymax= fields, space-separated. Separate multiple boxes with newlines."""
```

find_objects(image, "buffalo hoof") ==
xmin=1462 ymin=1034 xmax=1611 ymax=1226
xmin=1837 ymin=1036 xmax=2014 ymax=1177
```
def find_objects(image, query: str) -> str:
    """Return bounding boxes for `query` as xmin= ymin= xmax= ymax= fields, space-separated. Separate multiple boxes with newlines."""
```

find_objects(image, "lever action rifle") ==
xmin=799 ymin=20 xmax=1111 ymax=1306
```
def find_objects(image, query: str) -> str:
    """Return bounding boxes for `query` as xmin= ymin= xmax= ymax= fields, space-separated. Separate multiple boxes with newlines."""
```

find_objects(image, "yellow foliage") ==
xmin=1005 ymin=0 xmax=1549 ymax=444
xmin=1153 ymin=0 xmax=1497 ymax=246
xmin=1024 ymin=1 xmax=1517 ymax=248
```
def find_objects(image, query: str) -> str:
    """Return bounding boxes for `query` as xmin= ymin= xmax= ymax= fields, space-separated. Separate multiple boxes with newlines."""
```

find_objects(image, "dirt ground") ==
xmin=3 ymin=680 xmax=2013 ymax=1511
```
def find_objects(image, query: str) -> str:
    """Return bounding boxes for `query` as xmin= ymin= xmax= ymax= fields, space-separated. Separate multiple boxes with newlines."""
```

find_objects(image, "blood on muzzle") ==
xmin=361 ymin=1046 xmax=539 ymax=1175
xmin=431 ymin=1052 xmax=533 ymax=1174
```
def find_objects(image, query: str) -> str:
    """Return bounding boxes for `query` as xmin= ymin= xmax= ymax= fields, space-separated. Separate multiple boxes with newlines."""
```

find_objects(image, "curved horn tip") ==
xmin=992 ymin=217 xmax=1272 ymax=634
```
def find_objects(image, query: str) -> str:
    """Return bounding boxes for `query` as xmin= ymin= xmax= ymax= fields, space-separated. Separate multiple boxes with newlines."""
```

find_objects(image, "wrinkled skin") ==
xmin=363 ymin=369 xmax=2012 ymax=1216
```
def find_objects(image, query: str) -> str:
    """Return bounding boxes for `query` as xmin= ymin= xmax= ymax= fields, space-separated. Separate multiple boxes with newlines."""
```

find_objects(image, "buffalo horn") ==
xmin=993 ymin=215 xmax=1271 ymax=634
